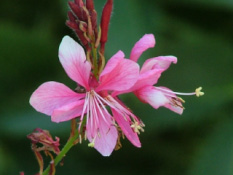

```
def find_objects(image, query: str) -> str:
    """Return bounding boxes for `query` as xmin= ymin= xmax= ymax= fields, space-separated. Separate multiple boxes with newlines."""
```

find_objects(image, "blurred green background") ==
xmin=0 ymin=0 xmax=233 ymax=174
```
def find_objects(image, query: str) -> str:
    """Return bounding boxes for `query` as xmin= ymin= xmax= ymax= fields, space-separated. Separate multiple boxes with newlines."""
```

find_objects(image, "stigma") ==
xmin=195 ymin=87 xmax=204 ymax=97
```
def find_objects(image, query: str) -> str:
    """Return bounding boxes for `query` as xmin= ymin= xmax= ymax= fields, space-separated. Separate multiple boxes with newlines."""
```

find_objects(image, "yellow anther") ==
xmin=131 ymin=121 xmax=144 ymax=134
xmin=195 ymin=87 xmax=204 ymax=97
xmin=177 ymin=97 xmax=185 ymax=103
xmin=88 ymin=141 xmax=95 ymax=147
xmin=88 ymin=135 xmax=97 ymax=147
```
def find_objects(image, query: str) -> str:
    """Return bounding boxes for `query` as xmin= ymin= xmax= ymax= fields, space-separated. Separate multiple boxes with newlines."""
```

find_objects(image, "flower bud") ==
xmin=100 ymin=0 xmax=113 ymax=53
xmin=67 ymin=11 xmax=76 ymax=22
xmin=68 ymin=1 xmax=83 ymax=21
xmin=66 ymin=20 xmax=79 ymax=30
xmin=75 ymin=0 xmax=84 ymax=7
xmin=86 ymin=0 xmax=94 ymax=11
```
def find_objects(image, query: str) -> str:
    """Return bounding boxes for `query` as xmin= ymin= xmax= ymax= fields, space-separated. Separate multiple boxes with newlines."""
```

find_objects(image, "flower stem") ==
xmin=42 ymin=130 xmax=79 ymax=175
xmin=91 ymin=43 xmax=98 ymax=79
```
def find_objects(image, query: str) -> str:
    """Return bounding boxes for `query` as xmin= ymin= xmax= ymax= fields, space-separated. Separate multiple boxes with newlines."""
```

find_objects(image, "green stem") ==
xmin=92 ymin=43 xmax=98 ymax=78
xmin=42 ymin=131 xmax=79 ymax=175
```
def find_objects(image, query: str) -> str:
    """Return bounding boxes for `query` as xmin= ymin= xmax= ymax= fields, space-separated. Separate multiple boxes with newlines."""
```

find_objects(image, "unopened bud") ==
xmin=100 ymin=0 xmax=113 ymax=43
xmin=67 ymin=11 xmax=76 ymax=22
xmin=86 ymin=0 xmax=94 ymax=11
xmin=91 ymin=10 xmax=97 ymax=34
xmin=68 ymin=1 xmax=83 ymax=20
xmin=79 ymin=21 xmax=87 ymax=32
xmin=76 ymin=30 xmax=89 ymax=47
xmin=66 ymin=20 xmax=79 ymax=30
xmin=100 ymin=0 xmax=113 ymax=54
xmin=75 ymin=0 xmax=84 ymax=7
xmin=82 ymin=7 xmax=93 ymax=37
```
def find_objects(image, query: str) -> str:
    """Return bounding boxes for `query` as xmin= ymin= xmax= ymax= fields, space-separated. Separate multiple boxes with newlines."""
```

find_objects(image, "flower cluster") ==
xmin=29 ymin=0 xmax=204 ymax=157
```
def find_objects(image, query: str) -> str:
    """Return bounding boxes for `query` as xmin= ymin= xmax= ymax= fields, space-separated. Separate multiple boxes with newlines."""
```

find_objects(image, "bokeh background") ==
xmin=0 ymin=0 xmax=233 ymax=174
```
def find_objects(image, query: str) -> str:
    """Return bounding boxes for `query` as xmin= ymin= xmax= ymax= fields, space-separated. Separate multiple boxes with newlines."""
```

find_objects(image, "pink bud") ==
xmin=67 ymin=11 xmax=76 ymax=22
xmin=75 ymin=0 xmax=84 ymax=7
xmin=68 ymin=1 xmax=83 ymax=20
xmin=76 ymin=29 xmax=89 ymax=47
xmin=100 ymin=0 xmax=113 ymax=44
xmin=86 ymin=0 xmax=94 ymax=11
xmin=66 ymin=20 xmax=79 ymax=30
xmin=91 ymin=10 xmax=97 ymax=33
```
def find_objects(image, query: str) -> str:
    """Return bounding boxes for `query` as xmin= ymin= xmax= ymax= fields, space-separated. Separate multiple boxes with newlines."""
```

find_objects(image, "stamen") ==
xmin=171 ymin=97 xmax=185 ymax=109
xmin=84 ymin=131 xmax=87 ymax=140
xmin=79 ymin=92 xmax=90 ymax=131
xmin=79 ymin=135 xmax=82 ymax=144
xmin=195 ymin=87 xmax=204 ymax=97
xmin=106 ymin=96 xmax=140 ymax=123
xmin=177 ymin=97 xmax=185 ymax=103
xmin=89 ymin=94 xmax=94 ymax=136
xmin=92 ymin=95 xmax=99 ymax=131
xmin=88 ymin=135 xmax=97 ymax=148
xmin=97 ymin=130 xmax=101 ymax=138
xmin=93 ymin=92 xmax=110 ymax=125
xmin=130 ymin=121 xmax=145 ymax=134
xmin=88 ymin=141 xmax=95 ymax=147
xmin=155 ymin=86 xmax=204 ymax=97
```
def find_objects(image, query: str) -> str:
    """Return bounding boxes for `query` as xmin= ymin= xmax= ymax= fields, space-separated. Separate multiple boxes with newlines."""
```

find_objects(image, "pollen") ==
xmin=177 ymin=97 xmax=185 ymax=103
xmin=88 ymin=141 xmax=95 ymax=147
xmin=195 ymin=87 xmax=204 ymax=97
xmin=131 ymin=121 xmax=145 ymax=134
xmin=88 ymin=135 xmax=97 ymax=148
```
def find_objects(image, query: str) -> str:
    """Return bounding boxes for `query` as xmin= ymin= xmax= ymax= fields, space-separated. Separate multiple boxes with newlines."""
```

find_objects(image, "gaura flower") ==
xmin=30 ymin=36 xmax=144 ymax=156
xmin=113 ymin=34 xmax=204 ymax=114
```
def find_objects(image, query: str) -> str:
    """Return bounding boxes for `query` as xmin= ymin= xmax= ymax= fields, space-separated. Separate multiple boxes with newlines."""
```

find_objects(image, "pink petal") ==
xmin=135 ymin=86 xmax=169 ymax=108
xmin=129 ymin=68 xmax=162 ymax=91
xmin=130 ymin=56 xmax=177 ymax=90
xmin=112 ymin=109 xmax=141 ymax=148
xmin=164 ymin=102 xmax=183 ymax=115
xmin=30 ymin=81 xmax=85 ymax=115
xmin=86 ymin=109 xmax=117 ymax=156
xmin=140 ymin=56 xmax=177 ymax=74
xmin=51 ymin=100 xmax=85 ymax=123
xmin=59 ymin=36 xmax=91 ymax=89
xmin=97 ymin=51 xmax=139 ymax=91
xmin=135 ymin=86 xmax=183 ymax=114
xmin=156 ymin=86 xmax=184 ymax=114
xmin=130 ymin=34 xmax=155 ymax=62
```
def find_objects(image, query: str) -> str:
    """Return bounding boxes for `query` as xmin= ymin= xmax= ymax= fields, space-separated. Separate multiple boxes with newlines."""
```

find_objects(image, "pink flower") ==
xmin=114 ymin=34 xmax=204 ymax=114
xmin=30 ymin=36 xmax=144 ymax=156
